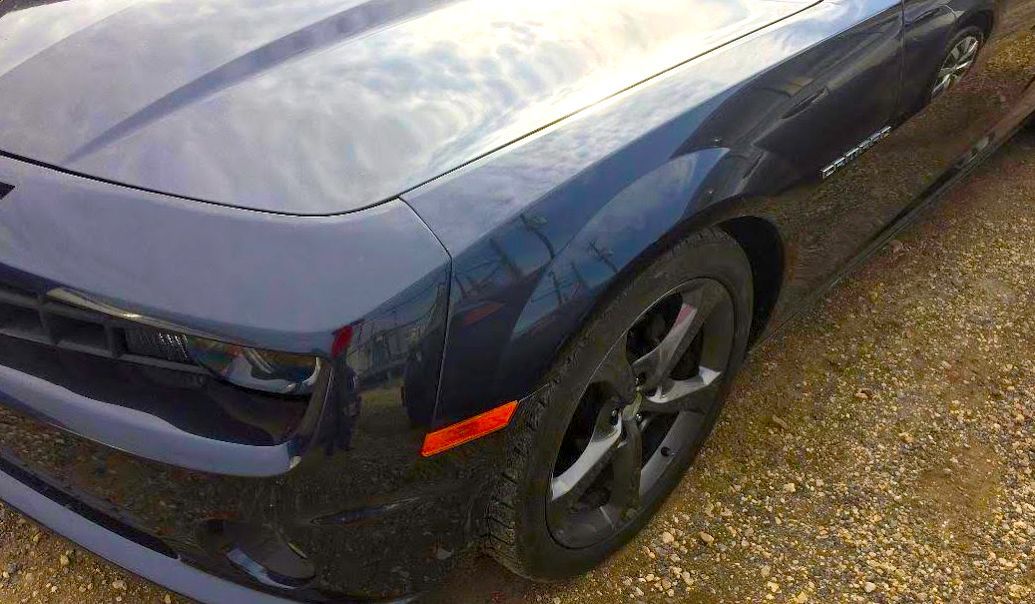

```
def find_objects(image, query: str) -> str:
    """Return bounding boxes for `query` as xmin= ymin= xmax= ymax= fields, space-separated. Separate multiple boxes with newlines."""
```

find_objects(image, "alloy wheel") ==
xmin=547 ymin=278 xmax=735 ymax=548
xmin=931 ymin=34 xmax=981 ymax=100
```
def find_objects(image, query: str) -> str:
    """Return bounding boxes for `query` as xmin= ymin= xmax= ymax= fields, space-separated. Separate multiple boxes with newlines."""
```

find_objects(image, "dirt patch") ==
xmin=914 ymin=441 xmax=1002 ymax=548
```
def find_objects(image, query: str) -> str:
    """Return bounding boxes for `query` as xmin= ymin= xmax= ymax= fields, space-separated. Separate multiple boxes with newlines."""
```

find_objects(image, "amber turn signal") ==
xmin=420 ymin=401 xmax=519 ymax=457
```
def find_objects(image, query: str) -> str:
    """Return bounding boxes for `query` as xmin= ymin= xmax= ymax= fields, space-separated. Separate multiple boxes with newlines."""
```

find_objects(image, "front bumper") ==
xmin=0 ymin=155 xmax=496 ymax=601
xmin=0 ymin=384 xmax=495 ymax=602
xmin=0 ymin=335 xmax=496 ymax=602
xmin=0 ymin=456 xmax=301 ymax=604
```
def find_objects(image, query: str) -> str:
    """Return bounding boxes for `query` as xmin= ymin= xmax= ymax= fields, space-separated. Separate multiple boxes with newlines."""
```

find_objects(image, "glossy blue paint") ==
xmin=0 ymin=0 xmax=814 ymax=214
xmin=0 ymin=156 xmax=449 ymax=354
xmin=0 ymin=0 xmax=1033 ymax=602
xmin=407 ymin=0 xmax=908 ymax=423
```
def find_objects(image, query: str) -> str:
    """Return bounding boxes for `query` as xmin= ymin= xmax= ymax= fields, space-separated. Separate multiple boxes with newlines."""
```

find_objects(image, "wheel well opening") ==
xmin=960 ymin=10 xmax=994 ymax=38
xmin=719 ymin=217 xmax=783 ymax=346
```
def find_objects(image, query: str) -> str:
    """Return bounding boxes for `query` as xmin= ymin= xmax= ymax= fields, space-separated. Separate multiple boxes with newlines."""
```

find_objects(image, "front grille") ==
xmin=0 ymin=283 xmax=204 ymax=374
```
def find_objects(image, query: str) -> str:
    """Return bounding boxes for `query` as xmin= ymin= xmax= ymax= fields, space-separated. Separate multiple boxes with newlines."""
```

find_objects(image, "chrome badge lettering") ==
xmin=821 ymin=126 xmax=893 ymax=179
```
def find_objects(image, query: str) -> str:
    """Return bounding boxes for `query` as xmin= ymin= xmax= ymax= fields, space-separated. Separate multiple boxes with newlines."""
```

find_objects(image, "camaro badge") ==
xmin=822 ymin=125 xmax=893 ymax=179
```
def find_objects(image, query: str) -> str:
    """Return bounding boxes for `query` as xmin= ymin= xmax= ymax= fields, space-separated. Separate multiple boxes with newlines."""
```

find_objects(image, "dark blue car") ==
xmin=0 ymin=0 xmax=1032 ymax=601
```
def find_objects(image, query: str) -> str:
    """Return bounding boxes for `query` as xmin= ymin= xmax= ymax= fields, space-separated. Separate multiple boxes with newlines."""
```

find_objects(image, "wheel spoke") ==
xmin=961 ymin=38 xmax=979 ymax=60
xmin=610 ymin=412 xmax=643 ymax=513
xmin=631 ymin=283 xmax=724 ymax=392
xmin=642 ymin=366 xmax=723 ymax=414
xmin=549 ymin=405 xmax=621 ymax=515
xmin=931 ymin=77 xmax=950 ymax=98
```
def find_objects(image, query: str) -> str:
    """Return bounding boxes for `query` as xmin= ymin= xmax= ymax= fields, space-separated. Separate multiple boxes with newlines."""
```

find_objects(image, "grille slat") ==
xmin=0 ymin=284 xmax=205 ymax=375
xmin=103 ymin=323 xmax=123 ymax=358
xmin=0 ymin=285 xmax=37 ymax=308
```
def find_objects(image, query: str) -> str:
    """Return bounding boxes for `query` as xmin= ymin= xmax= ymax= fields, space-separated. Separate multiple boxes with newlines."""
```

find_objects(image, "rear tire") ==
xmin=926 ymin=26 xmax=984 ymax=104
xmin=483 ymin=228 xmax=753 ymax=579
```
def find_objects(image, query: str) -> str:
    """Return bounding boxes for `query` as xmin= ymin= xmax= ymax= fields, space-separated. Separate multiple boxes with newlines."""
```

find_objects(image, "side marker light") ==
xmin=420 ymin=401 xmax=519 ymax=457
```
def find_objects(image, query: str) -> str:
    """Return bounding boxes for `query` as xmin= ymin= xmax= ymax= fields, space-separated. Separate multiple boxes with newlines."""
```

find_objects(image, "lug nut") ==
xmin=635 ymin=413 xmax=643 ymax=423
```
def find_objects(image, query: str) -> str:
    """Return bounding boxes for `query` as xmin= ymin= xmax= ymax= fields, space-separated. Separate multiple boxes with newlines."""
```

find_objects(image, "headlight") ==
xmin=186 ymin=337 xmax=322 ymax=396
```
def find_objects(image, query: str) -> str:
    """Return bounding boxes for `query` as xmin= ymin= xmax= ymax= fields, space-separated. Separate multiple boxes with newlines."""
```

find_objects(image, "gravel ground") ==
xmin=2 ymin=131 xmax=1035 ymax=603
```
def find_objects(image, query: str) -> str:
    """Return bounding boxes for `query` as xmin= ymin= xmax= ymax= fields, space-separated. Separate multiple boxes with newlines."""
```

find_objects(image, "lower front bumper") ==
xmin=0 ymin=336 xmax=502 ymax=602
xmin=0 ymin=392 xmax=499 ymax=602
xmin=0 ymin=457 xmax=302 ymax=604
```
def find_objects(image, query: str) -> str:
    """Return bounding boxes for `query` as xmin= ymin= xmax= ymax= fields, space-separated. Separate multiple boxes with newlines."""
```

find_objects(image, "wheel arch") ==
xmin=957 ymin=5 xmax=995 ymax=37
xmin=717 ymin=215 xmax=784 ymax=345
xmin=500 ymin=185 xmax=787 ymax=406
xmin=428 ymin=152 xmax=792 ymax=427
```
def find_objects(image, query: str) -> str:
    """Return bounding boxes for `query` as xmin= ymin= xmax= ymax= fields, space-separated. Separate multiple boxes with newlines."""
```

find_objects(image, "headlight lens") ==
xmin=186 ymin=337 xmax=322 ymax=396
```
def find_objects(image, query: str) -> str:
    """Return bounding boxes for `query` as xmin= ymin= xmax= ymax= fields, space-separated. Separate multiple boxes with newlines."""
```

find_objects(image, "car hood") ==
xmin=0 ymin=0 xmax=814 ymax=214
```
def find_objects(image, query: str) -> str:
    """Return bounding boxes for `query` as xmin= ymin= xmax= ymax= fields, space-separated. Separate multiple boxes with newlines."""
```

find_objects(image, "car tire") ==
xmin=483 ymin=227 xmax=753 ymax=580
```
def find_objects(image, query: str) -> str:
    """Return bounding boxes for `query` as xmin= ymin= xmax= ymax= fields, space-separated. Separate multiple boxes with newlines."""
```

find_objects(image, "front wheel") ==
xmin=483 ymin=228 xmax=753 ymax=579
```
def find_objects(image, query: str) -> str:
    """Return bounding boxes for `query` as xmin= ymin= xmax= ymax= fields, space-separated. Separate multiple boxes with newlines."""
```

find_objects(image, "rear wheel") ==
xmin=484 ymin=228 xmax=753 ymax=579
xmin=928 ymin=26 xmax=984 ymax=103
